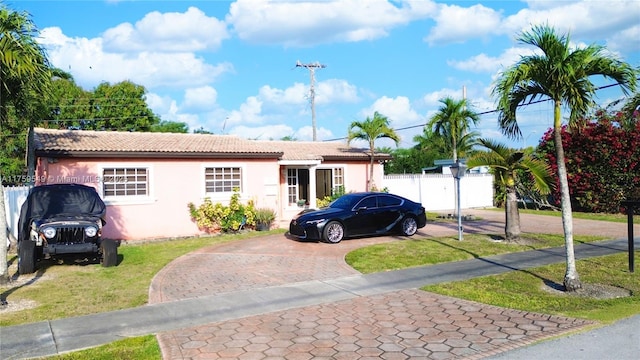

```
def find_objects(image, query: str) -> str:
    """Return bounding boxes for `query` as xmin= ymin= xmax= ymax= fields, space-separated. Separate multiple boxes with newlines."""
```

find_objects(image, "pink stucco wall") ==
xmin=342 ymin=161 xmax=384 ymax=191
xmin=37 ymin=157 xmax=280 ymax=241
xmin=35 ymin=156 xmax=384 ymax=241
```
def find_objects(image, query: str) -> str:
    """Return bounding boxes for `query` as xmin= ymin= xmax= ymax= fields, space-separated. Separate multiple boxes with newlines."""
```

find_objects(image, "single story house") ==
xmin=31 ymin=128 xmax=391 ymax=241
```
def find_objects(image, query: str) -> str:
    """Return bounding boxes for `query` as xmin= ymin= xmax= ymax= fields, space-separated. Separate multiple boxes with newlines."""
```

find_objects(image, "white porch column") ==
xmin=308 ymin=164 xmax=317 ymax=208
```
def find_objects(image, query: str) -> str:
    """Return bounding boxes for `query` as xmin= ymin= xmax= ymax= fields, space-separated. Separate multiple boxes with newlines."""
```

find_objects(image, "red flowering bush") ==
xmin=538 ymin=109 xmax=640 ymax=213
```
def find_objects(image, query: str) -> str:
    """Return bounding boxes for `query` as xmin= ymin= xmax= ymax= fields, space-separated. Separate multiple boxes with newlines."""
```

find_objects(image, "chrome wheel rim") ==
xmin=326 ymin=223 xmax=344 ymax=243
xmin=403 ymin=218 xmax=417 ymax=235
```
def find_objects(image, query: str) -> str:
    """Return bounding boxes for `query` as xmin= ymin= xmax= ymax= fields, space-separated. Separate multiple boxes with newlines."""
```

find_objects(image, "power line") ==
xmin=324 ymin=79 xmax=638 ymax=142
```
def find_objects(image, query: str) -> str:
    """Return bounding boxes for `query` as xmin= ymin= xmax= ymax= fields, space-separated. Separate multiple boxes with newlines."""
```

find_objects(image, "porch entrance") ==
xmin=287 ymin=167 xmax=343 ymax=207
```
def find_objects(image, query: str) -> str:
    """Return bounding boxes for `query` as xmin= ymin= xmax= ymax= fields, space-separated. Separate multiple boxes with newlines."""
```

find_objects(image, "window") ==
xmin=205 ymin=167 xmax=242 ymax=193
xmin=333 ymin=167 xmax=344 ymax=191
xmin=378 ymin=195 xmax=402 ymax=207
xmin=356 ymin=196 xmax=377 ymax=209
xmin=287 ymin=168 xmax=299 ymax=204
xmin=102 ymin=167 xmax=148 ymax=197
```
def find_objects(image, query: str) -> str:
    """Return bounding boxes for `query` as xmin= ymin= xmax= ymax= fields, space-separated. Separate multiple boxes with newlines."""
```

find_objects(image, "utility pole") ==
xmin=296 ymin=60 xmax=326 ymax=141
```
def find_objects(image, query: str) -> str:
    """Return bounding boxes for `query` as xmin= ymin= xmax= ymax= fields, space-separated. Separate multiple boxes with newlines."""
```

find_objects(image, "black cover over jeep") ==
xmin=17 ymin=183 xmax=117 ymax=274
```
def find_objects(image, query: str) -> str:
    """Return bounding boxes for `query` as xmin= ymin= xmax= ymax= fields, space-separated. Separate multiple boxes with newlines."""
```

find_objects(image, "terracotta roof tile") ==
xmin=33 ymin=128 xmax=391 ymax=161
xmin=34 ymin=128 xmax=278 ymax=156
xmin=254 ymin=140 xmax=375 ymax=160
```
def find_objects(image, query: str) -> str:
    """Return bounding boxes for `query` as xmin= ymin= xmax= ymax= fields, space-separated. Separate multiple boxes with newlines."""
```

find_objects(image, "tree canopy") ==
xmin=348 ymin=111 xmax=400 ymax=190
xmin=427 ymin=97 xmax=480 ymax=162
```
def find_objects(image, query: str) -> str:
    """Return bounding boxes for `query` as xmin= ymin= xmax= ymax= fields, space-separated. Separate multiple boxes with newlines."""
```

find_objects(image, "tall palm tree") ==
xmin=1 ymin=6 xmax=52 ymax=285
xmin=468 ymin=139 xmax=552 ymax=243
xmin=492 ymin=24 xmax=637 ymax=291
xmin=428 ymin=97 xmax=480 ymax=162
xmin=347 ymin=111 xmax=400 ymax=191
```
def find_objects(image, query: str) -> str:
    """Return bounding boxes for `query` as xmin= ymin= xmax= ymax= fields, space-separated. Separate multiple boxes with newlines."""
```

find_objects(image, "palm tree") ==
xmin=492 ymin=24 xmax=638 ymax=291
xmin=621 ymin=92 xmax=639 ymax=130
xmin=428 ymin=97 xmax=480 ymax=162
xmin=1 ymin=6 xmax=52 ymax=285
xmin=347 ymin=111 xmax=400 ymax=191
xmin=468 ymin=139 xmax=552 ymax=243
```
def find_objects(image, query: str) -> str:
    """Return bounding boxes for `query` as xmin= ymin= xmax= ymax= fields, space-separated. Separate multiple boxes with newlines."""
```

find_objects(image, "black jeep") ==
xmin=17 ymin=183 xmax=118 ymax=274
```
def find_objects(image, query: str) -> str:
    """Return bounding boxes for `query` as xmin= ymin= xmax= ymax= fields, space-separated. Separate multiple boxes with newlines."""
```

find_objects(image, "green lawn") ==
xmin=0 ymin=229 xmax=286 ymax=326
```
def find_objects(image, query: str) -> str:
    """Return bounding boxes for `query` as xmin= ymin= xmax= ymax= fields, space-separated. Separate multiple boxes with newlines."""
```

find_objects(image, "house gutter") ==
xmin=34 ymin=150 xmax=284 ymax=159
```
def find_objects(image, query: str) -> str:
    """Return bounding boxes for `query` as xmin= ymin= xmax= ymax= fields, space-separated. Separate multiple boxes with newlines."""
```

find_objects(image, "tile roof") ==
xmin=33 ymin=128 xmax=278 ymax=158
xmin=33 ymin=128 xmax=391 ymax=161
xmin=254 ymin=140 xmax=385 ymax=161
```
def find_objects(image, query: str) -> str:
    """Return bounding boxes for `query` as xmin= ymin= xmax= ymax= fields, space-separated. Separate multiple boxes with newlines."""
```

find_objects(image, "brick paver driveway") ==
xmin=150 ymin=209 xmax=635 ymax=359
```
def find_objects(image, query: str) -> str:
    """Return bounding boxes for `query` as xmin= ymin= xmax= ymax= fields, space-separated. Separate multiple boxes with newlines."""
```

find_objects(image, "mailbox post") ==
xmin=621 ymin=200 xmax=638 ymax=273
xmin=450 ymin=161 xmax=466 ymax=241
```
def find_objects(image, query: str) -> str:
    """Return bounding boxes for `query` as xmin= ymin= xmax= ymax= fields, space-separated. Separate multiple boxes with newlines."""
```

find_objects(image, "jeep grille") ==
xmin=47 ymin=226 xmax=92 ymax=245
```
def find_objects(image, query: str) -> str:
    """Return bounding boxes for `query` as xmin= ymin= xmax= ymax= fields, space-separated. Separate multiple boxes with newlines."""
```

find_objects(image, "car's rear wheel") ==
xmin=101 ymin=239 xmax=118 ymax=267
xmin=400 ymin=216 xmax=418 ymax=236
xmin=18 ymin=241 xmax=36 ymax=275
xmin=323 ymin=221 xmax=344 ymax=244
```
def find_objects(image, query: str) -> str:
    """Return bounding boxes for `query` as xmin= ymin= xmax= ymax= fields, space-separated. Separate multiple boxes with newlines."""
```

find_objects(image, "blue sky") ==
xmin=11 ymin=0 xmax=640 ymax=149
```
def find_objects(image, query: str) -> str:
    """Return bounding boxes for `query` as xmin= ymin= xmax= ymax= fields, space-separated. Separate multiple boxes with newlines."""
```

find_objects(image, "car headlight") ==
xmin=42 ymin=227 xmax=56 ymax=239
xmin=306 ymin=219 xmax=326 ymax=225
xmin=84 ymin=226 xmax=98 ymax=237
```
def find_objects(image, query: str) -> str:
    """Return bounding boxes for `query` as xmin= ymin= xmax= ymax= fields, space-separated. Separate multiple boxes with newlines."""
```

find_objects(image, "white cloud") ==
xmin=448 ymin=54 xmax=497 ymax=74
xmin=360 ymin=96 xmax=422 ymax=129
xmin=607 ymin=24 xmax=640 ymax=53
xmin=175 ymin=113 xmax=202 ymax=132
xmin=421 ymin=88 xmax=466 ymax=107
xmin=316 ymin=79 xmax=359 ymax=104
xmin=227 ymin=124 xmax=333 ymax=141
xmin=226 ymin=96 xmax=264 ymax=126
xmin=223 ymin=78 xmax=361 ymax=126
xmin=227 ymin=0 xmax=435 ymax=47
xmin=449 ymin=46 xmax=535 ymax=74
xmin=102 ymin=7 xmax=229 ymax=52
xmin=229 ymin=124 xmax=293 ymax=140
xmin=257 ymin=79 xmax=357 ymax=107
xmin=522 ymin=1 xmax=581 ymax=11
xmin=145 ymin=92 xmax=174 ymax=115
xmin=39 ymin=27 xmax=234 ymax=91
xmin=181 ymin=86 xmax=219 ymax=112
xmin=425 ymin=3 xmax=502 ymax=45
xmin=294 ymin=125 xmax=334 ymax=142
xmin=501 ymin=0 xmax=640 ymax=54
xmin=258 ymin=83 xmax=307 ymax=106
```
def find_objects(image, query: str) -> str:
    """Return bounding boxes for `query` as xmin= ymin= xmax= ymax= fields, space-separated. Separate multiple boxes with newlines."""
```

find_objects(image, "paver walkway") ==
xmin=151 ymin=209 xmax=637 ymax=359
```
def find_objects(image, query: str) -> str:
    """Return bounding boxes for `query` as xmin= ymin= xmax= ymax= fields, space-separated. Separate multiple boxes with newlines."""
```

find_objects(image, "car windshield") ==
xmin=328 ymin=195 xmax=361 ymax=210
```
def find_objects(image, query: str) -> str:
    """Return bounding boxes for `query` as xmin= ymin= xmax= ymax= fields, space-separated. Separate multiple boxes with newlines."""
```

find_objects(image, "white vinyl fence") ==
xmin=382 ymin=173 xmax=494 ymax=211
xmin=3 ymin=186 xmax=32 ymax=240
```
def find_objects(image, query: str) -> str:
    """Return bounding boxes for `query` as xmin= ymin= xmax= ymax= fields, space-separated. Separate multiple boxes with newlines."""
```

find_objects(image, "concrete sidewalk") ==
xmin=1 ymin=236 xmax=637 ymax=359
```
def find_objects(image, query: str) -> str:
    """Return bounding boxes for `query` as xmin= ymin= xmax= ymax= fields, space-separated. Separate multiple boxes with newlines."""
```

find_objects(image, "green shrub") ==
xmin=188 ymin=189 xmax=256 ymax=232
xmin=316 ymin=186 xmax=346 ymax=208
xmin=254 ymin=207 xmax=276 ymax=224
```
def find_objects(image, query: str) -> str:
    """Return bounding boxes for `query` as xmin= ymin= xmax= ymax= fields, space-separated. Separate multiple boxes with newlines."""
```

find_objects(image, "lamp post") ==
xmin=450 ymin=161 xmax=466 ymax=241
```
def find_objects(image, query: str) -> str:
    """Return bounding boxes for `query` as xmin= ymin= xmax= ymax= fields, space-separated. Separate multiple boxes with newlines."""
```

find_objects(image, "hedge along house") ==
xmin=31 ymin=128 xmax=391 ymax=241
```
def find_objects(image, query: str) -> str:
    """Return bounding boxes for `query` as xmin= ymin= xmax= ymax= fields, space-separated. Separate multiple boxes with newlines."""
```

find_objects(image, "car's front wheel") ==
xmin=323 ymin=221 xmax=344 ymax=244
xmin=18 ymin=241 xmax=36 ymax=275
xmin=400 ymin=216 xmax=418 ymax=236
xmin=101 ymin=239 xmax=118 ymax=267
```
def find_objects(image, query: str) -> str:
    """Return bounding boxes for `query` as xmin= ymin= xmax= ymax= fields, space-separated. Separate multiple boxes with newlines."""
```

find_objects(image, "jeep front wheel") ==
xmin=18 ymin=241 xmax=36 ymax=275
xmin=101 ymin=239 xmax=118 ymax=267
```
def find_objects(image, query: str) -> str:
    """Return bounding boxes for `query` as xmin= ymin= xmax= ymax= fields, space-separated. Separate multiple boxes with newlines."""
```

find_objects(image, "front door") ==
xmin=316 ymin=169 xmax=332 ymax=199
xmin=287 ymin=168 xmax=310 ymax=206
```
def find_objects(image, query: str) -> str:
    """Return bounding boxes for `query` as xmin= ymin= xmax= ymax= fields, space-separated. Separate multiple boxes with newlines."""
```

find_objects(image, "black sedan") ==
xmin=289 ymin=192 xmax=427 ymax=243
